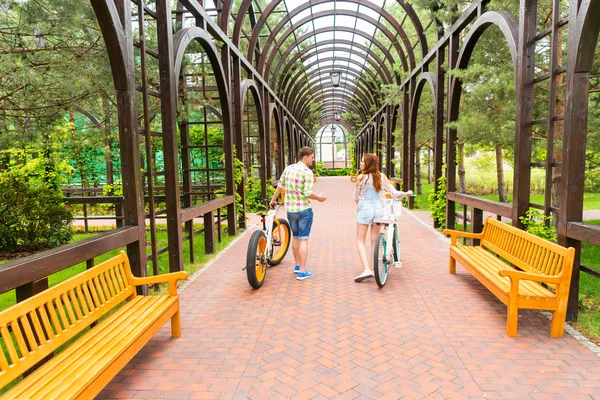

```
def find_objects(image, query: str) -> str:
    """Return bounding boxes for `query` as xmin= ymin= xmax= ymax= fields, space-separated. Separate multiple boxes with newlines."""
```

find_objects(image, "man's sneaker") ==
xmin=297 ymin=271 xmax=312 ymax=280
xmin=294 ymin=265 xmax=300 ymax=274
xmin=354 ymin=270 xmax=374 ymax=282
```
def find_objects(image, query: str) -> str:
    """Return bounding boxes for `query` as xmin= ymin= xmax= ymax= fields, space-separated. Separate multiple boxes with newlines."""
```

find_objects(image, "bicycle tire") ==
xmin=270 ymin=218 xmax=291 ymax=266
xmin=246 ymin=230 xmax=268 ymax=289
xmin=393 ymin=224 xmax=400 ymax=262
xmin=374 ymin=232 xmax=388 ymax=287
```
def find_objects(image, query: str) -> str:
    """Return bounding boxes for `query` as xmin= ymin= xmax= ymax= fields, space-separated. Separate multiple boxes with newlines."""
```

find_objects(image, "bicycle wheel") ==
xmin=270 ymin=218 xmax=291 ymax=266
xmin=392 ymin=224 xmax=400 ymax=262
xmin=373 ymin=232 xmax=388 ymax=287
xmin=246 ymin=230 xmax=268 ymax=289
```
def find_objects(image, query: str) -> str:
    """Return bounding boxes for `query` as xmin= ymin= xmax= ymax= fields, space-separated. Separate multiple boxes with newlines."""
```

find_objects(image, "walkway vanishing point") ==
xmin=98 ymin=177 xmax=600 ymax=400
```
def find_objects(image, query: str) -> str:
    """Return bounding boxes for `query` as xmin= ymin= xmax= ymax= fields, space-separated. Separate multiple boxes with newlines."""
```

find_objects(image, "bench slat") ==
xmin=6 ymin=296 xmax=177 ymax=399
xmin=457 ymin=247 xmax=555 ymax=299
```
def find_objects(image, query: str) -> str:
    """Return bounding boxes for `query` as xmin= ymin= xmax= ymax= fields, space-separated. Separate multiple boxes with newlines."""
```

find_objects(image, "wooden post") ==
xmin=204 ymin=211 xmax=216 ymax=254
xmin=156 ymin=0 xmax=183 ymax=273
xmin=512 ymin=0 xmax=537 ymax=228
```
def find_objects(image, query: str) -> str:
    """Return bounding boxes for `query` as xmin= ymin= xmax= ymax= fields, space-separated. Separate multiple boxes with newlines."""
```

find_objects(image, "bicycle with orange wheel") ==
xmin=245 ymin=200 xmax=291 ymax=289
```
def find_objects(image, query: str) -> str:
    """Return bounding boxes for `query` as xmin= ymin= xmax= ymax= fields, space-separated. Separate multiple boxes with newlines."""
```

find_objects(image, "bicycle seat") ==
xmin=373 ymin=218 xmax=394 ymax=225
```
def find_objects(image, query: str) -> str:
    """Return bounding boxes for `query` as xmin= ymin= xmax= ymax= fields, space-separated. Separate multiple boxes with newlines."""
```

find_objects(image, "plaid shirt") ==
xmin=277 ymin=162 xmax=314 ymax=213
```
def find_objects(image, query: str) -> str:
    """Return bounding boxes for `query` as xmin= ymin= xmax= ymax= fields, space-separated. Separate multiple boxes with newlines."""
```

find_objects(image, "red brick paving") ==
xmin=98 ymin=177 xmax=600 ymax=400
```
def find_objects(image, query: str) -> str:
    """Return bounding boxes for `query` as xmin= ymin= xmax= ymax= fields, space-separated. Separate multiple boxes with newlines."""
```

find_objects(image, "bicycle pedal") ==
xmin=393 ymin=261 xmax=403 ymax=268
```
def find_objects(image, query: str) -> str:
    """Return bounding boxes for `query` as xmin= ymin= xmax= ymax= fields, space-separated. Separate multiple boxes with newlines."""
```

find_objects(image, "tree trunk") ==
xmin=416 ymin=146 xmax=422 ymax=195
xmin=103 ymin=96 xmax=114 ymax=185
xmin=70 ymin=113 xmax=89 ymax=187
xmin=427 ymin=147 xmax=431 ymax=184
xmin=458 ymin=140 xmax=466 ymax=193
xmin=495 ymin=142 xmax=508 ymax=203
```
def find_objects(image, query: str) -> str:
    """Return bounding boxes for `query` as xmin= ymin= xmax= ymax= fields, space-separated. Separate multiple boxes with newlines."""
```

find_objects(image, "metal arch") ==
xmin=276 ymin=47 xmax=399 ymax=97
xmin=240 ymin=79 xmax=265 ymax=119
xmin=283 ymin=117 xmax=293 ymax=164
xmin=251 ymin=0 xmax=416 ymax=73
xmin=268 ymin=27 xmax=399 ymax=89
xmin=319 ymin=118 xmax=355 ymax=133
xmin=265 ymin=35 xmax=400 ymax=87
xmin=312 ymin=101 xmax=366 ymax=122
xmin=240 ymin=79 xmax=266 ymax=163
xmin=270 ymin=42 xmax=395 ymax=93
xmin=295 ymin=89 xmax=371 ymax=123
xmin=258 ymin=8 xmax=413 ymax=77
xmin=285 ymin=67 xmax=377 ymax=112
xmin=281 ymin=55 xmax=383 ymax=98
xmin=90 ymin=0 xmax=129 ymax=90
xmin=283 ymin=46 xmax=393 ymax=91
xmin=298 ymin=67 xmax=378 ymax=97
xmin=410 ymin=72 xmax=437 ymax=116
xmin=294 ymin=81 xmax=374 ymax=117
xmin=173 ymin=27 xmax=231 ymax=102
xmin=281 ymin=57 xmax=384 ymax=109
xmin=297 ymin=93 xmax=368 ymax=123
xmin=573 ymin=0 xmax=600 ymax=73
xmin=455 ymin=12 xmax=519 ymax=83
xmin=246 ymin=0 xmax=427 ymax=67
xmin=448 ymin=11 xmax=519 ymax=126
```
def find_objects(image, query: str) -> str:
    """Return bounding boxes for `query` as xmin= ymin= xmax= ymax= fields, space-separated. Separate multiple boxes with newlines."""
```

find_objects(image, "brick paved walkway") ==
xmin=99 ymin=177 xmax=600 ymax=400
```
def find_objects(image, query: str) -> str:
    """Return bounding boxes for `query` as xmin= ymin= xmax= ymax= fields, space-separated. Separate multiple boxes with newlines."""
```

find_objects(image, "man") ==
xmin=270 ymin=147 xmax=327 ymax=280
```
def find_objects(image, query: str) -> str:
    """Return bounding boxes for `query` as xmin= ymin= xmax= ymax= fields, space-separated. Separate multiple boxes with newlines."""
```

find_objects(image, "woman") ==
xmin=353 ymin=153 xmax=412 ymax=282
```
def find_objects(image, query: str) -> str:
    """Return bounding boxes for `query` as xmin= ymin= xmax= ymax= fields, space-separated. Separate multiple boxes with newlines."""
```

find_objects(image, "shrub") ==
xmin=245 ymin=167 xmax=275 ymax=213
xmin=519 ymin=208 xmax=557 ymax=242
xmin=0 ymin=169 xmax=73 ymax=254
xmin=315 ymin=162 xmax=353 ymax=176
xmin=428 ymin=176 xmax=447 ymax=229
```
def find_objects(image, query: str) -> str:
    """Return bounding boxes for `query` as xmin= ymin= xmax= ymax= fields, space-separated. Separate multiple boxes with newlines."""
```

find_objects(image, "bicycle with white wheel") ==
xmin=372 ymin=193 xmax=413 ymax=287
xmin=245 ymin=200 xmax=291 ymax=289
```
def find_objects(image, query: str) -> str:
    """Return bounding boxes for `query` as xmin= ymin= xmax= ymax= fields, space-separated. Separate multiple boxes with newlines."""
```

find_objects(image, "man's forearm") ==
xmin=307 ymin=193 xmax=323 ymax=201
xmin=271 ymin=187 xmax=282 ymax=203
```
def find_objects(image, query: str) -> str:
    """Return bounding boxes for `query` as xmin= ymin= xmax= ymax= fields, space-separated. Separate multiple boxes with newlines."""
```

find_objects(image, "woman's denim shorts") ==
xmin=287 ymin=208 xmax=313 ymax=240
xmin=357 ymin=201 xmax=384 ymax=225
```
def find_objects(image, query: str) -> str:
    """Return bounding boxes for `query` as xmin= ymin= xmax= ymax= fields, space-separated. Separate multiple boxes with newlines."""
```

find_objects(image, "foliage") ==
xmin=0 ymin=166 xmax=73 ymax=253
xmin=519 ymin=208 xmax=557 ymax=242
xmin=245 ymin=167 xmax=275 ymax=213
xmin=315 ymin=162 xmax=353 ymax=177
xmin=428 ymin=176 xmax=447 ymax=228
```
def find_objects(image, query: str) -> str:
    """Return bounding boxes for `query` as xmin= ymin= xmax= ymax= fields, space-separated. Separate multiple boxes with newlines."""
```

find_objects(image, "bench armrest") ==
xmin=131 ymin=271 xmax=188 ymax=296
xmin=442 ymin=229 xmax=484 ymax=246
xmin=498 ymin=269 xmax=562 ymax=285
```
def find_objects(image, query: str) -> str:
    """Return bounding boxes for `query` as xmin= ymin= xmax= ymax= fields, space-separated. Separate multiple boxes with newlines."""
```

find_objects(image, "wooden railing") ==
xmin=0 ymin=227 xmax=139 ymax=299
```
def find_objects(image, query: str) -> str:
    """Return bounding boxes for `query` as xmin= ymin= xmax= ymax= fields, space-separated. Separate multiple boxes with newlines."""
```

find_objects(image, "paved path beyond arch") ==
xmin=99 ymin=177 xmax=600 ymax=400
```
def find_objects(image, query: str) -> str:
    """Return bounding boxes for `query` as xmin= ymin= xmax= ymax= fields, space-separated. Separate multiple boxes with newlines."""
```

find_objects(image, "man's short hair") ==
xmin=298 ymin=146 xmax=315 ymax=160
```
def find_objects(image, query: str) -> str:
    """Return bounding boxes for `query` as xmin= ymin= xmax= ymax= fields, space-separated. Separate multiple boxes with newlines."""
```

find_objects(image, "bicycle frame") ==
xmin=260 ymin=206 xmax=280 ymax=262
xmin=381 ymin=199 xmax=402 ymax=267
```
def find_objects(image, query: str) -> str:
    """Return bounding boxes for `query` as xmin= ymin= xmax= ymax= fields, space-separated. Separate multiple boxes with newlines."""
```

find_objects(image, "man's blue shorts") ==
xmin=287 ymin=208 xmax=313 ymax=240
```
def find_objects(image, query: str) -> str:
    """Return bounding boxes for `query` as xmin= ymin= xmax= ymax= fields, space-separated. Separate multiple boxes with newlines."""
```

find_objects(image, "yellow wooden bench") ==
xmin=0 ymin=251 xmax=187 ymax=399
xmin=443 ymin=217 xmax=575 ymax=338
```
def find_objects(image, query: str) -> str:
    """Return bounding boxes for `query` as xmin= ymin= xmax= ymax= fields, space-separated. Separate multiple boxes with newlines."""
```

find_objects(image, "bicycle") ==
xmin=245 ymin=200 xmax=292 ymax=289
xmin=372 ymin=193 xmax=413 ymax=287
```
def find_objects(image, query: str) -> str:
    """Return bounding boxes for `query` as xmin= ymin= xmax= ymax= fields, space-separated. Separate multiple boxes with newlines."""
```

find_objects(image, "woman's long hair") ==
xmin=361 ymin=153 xmax=382 ymax=192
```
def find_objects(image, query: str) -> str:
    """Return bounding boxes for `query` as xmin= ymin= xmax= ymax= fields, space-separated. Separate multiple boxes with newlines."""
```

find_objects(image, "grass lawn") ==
xmin=0 ymin=225 xmax=239 ymax=312
xmin=480 ymin=192 xmax=600 ymax=210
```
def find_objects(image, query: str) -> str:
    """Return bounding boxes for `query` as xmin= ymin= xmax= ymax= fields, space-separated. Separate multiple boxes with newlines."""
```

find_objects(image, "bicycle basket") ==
xmin=384 ymin=199 xmax=403 ymax=217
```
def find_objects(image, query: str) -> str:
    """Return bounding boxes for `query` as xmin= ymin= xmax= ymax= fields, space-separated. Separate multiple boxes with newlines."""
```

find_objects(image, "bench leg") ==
xmin=550 ymin=308 xmax=567 ymax=338
xmin=449 ymin=256 xmax=456 ymax=274
xmin=507 ymin=303 xmax=518 ymax=337
xmin=171 ymin=310 xmax=182 ymax=338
